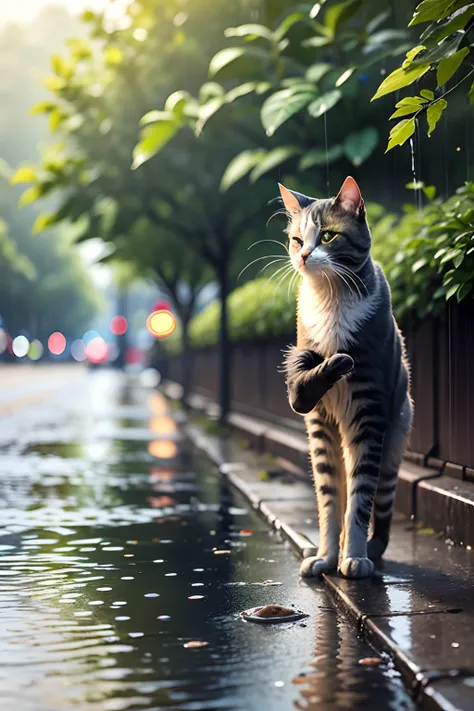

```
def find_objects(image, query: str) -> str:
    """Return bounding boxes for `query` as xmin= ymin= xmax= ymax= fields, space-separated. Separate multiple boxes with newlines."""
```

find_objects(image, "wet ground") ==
xmin=0 ymin=368 xmax=416 ymax=711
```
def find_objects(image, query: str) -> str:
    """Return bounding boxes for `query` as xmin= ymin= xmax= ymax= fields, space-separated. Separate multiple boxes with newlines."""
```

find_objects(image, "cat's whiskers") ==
xmin=332 ymin=267 xmax=358 ymax=300
xmin=260 ymin=258 xmax=289 ymax=275
xmin=248 ymin=239 xmax=289 ymax=254
xmin=333 ymin=262 xmax=368 ymax=296
xmin=266 ymin=210 xmax=291 ymax=228
xmin=267 ymin=262 xmax=293 ymax=282
xmin=321 ymin=268 xmax=336 ymax=305
xmin=238 ymin=254 xmax=288 ymax=281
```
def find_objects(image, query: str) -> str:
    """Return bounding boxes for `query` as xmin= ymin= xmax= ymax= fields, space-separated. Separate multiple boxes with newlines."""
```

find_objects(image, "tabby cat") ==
xmin=281 ymin=177 xmax=413 ymax=579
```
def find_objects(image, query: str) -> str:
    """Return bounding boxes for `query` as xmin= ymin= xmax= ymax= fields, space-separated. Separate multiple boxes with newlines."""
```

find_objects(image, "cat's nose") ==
xmin=298 ymin=246 xmax=313 ymax=267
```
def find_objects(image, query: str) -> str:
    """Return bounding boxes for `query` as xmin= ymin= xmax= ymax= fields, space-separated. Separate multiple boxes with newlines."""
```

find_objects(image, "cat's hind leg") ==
xmin=367 ymin=394 xmax=413 ymax=562
xmin=300 ymin=410 xmax=343 ymax=578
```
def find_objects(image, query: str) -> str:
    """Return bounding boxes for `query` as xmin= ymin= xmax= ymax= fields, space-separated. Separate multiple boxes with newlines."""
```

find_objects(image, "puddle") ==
xmin=0 ymin=371 xmax=416 ymax=711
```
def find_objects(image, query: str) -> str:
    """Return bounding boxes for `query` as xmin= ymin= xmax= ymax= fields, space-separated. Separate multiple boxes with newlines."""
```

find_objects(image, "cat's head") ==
xmin=278 ymin=177 xmax=371 ymax=280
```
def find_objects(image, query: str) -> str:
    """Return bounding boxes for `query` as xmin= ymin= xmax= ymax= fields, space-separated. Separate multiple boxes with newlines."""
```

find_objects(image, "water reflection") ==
xmin=0 ymin=372 xmax=415 ymax=710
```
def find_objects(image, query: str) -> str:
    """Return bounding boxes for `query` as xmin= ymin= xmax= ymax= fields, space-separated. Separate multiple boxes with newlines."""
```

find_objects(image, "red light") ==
xmin=48 ymin=332 xmax=66 ymax=355
xmin=153 ymin=300 xmax=171 ymax=313
xmin=110 ymin=315 xmax=128 ymax=336
xmin=85 ymin=336 xmax=108 ymax=363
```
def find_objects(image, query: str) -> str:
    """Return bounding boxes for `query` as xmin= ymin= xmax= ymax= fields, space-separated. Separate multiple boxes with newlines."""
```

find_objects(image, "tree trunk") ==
xmin=181 ymin=316 xmax=192 ymax=409
xmin=116 ymin=288 xmax=128 ymax=369
xmin=218 ymin=261 xmax=231 ymax=423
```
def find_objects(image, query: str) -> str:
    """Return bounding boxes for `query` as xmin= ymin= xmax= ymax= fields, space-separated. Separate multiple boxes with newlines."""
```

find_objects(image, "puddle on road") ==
xmin=0 ymin=373 xmax=415 ymax=711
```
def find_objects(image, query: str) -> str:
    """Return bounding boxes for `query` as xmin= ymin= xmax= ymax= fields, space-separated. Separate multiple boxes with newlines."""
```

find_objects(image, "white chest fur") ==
xmin=298 ymin=276 xmax=378 ymax=357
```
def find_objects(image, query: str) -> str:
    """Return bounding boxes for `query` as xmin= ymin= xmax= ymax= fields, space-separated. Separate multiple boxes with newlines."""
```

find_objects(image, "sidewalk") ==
xmin=174 ymin=399 xmax=474 ymax=711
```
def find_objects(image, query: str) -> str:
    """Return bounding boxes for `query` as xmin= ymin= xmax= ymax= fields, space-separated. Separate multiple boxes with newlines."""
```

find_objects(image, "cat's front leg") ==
xmin=339 ymin=425 xmax=386 ymax=579
xmin=284 ymin=346 xmax=354 ymax=415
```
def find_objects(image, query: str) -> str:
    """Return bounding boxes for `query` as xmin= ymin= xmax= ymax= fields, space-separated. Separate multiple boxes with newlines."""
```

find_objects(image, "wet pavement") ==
xmin=0 ymin=368 xmax=416 ymax=711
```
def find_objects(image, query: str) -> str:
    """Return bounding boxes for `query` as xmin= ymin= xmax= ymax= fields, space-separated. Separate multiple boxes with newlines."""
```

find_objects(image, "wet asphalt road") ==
xmin=0 ymin=366 xmax=416 ymax=711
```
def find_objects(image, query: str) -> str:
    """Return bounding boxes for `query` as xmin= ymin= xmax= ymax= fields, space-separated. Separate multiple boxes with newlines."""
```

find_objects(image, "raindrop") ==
xmin=129 ymin=632 xmax=144 ymax=638
xmin=97 ymin=587 xmax=112 ymax=592
xmin=89 ymin=601 xmax=104 ymax=606
xmin=153 ymin=559 xmax=164 ymax=563
xmin=115 ymin=616 xmax=130 ymax=621
xmin=144 ymin=593 xmax=159 ymax=598
xmin=193 ymin=568 xmax=204 ymax=572
xmin=275 ymin=681 xmax=284 ymax=688
xmin=121 ymin=577 xmax=134 ymax=581
xmin=156 ymin=615 xmax=171 ymax=621
xmin=74 ymin=611 xmax=92 ymax=617
xmin=191 ymin=583 xmax=204 ymax=587
xmin=165 ymin=573 xmax=177 ymax=577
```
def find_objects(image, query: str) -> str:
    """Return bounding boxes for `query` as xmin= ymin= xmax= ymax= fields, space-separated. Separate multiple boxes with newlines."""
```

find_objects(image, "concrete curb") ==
xmin=182 ymin=414 xmax=474 ymax=711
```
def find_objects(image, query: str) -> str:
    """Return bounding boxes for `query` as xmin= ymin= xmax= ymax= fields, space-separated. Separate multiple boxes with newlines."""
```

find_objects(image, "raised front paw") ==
xmin=320 ymin=353 xmax=354 ymax=383
xmin=299 ymin=555 xmax=337 ymax=578
xmin=338 ymin=557 xmax=374 ymax=579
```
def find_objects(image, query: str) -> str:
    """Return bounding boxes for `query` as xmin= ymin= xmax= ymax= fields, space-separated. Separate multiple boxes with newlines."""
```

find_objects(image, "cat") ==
xmin=280 ymin=176 xmax=413 ymax=579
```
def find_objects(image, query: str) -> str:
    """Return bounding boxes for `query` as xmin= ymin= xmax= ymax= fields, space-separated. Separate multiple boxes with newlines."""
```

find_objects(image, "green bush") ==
xmin=167 ymin=183 xmax=474 ymax=354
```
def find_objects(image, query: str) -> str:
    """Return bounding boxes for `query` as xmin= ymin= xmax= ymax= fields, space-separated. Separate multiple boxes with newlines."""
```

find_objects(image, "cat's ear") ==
xmin=336 ymin=176 xmax=364 ymax=215
xmin=278 ymin=183 xmax=314 ymax=214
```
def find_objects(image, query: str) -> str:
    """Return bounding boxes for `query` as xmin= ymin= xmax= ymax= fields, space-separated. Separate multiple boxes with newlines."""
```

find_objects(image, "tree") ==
xmin=371 ymin=0 xmax=474 ymax=151
xmin=16 ymin=0 xmax=272 ymax=420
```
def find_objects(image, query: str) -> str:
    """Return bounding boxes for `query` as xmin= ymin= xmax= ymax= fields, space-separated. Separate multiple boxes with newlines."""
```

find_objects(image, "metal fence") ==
xmin=167 ymin=299 xmax=474 ymax=477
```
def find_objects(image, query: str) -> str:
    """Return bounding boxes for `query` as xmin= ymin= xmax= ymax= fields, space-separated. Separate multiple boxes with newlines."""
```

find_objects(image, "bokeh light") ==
xmin=110 ymin=315 xmax=128 ymax=336
xmin=140 ymin=368 xmax=161 ymax=388
xmin=85 ymin=336 xmax=108 ymax=364
xmin=83 ymin=330 xmax=100 ymax=345
xmin=71 ymin=339 xmax=86 ymax=362
xmin=147 ymin=392 xmax=168 ymax=414
xmin=12 ymin=335 xmax=29 ymax=358
xmin=107 ymin=342 xmax=119 ymax=362
xmin=148 ymin=440 xmax=178 ymax=460
xmin=146 ymin=310 xmax=176 ymax=338
xmin=149 ymin=416 xmax=177 ymax=435
xmin=0 ymin=329 xmax=8 ymax=354
xmin=48 ymin=332 xmax=66 ymax=356
xmin=28 ymin=340 xmax=44 ymax=361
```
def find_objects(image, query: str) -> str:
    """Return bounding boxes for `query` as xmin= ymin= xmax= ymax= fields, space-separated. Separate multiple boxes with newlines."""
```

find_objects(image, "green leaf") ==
xmin=18 ymin=185 xmax=41 ymax=207
xmin=226 ymin=82 xmax=258 ymax=102
xmin=410 ymin=0 xmax=472 ymax=26
xmin=412 ymin=257 xmax=428 ymax=271
xmin=389 ymin=95 xmax=427 ymax=119
xmin=436 ymin=47 xmax=470 ymax=86
xmin=209 ymin=47 xmax=245 ymax=77
xmin=426 ymin=98 xmax=448 ymax=136
xmin=421 ymin=4 xmax=474 ymax=44
xmin=445 ymin=283 xmax=459 ymax=300
xmin=423 ymin=184 xmax=436 ymax=199
xmin=104 ymin=46 xmax=123 ymax=64
xmin=307 ymin=89 xmax=342 ymax=118
xmin=457 ymin=281 xmax=471 ymax=302
xmin=302 ymin=36 xmax=332 ymax=48
xmin=132 ymin=121 xmax=178 ymax=169
xmin=305 ymin=63 xmax=332 ymax=83
xmin=224 ymin=24 xmax=273 ymax=41
xmin=43 ymin=75 xmax=66 ymax=92
xmin=309 ymin=3 xmax=323 ymax=19
xmin=371 ymin=64 xmax=430 ymax=101
xmin=195 ymin=97 xmax=225 ymax=134
xmin=335 ymin=67 xmax=355 ymax=87
xmin=324 ymin=0 xmax=361 ymax=37
xmin=402 ymin=45 xmax=427 ymax=68
xmin=250 ymin=146 xmax=300 ymax=182
xmin=385 ymin=118 xmax=416 ymax=152
xmin=344 ymin=127 xmax=378 ymax=166
xmin=11 ymin=166 xmax=37 ymax=184
xmin=261 ymin=88 xmax=316 ymax=136
xmin=273 ymin=11 xmax=306 ymax=42
xmin=32 ymin=213 xmax=56 ymax=234
xmin=220 ymin=149 xmax=266 ymax=191
xmin=453 ymin=252 xmax=464 ymax=268
xmin=420 ymin=88 xmax=434 ymax=100
xmin=299 ymin=145 xmax=344 ymax=170
xmin=140 ymin=110 xmax=172 ymax=126
xmin=29 ymin=101 xmax=57 ymax=115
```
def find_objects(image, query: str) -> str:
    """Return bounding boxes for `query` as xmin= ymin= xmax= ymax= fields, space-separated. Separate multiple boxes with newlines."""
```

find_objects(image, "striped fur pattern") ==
xmin=280 ymin=178 xmax=413 ymax=579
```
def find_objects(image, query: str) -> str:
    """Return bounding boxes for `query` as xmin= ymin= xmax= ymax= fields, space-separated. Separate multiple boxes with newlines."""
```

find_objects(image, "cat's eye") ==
xmin=292 ymin=236 xmax=303 ymax=247
xmin=320 ymin=231 xmax=338 ymax=245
